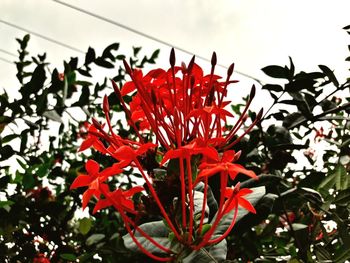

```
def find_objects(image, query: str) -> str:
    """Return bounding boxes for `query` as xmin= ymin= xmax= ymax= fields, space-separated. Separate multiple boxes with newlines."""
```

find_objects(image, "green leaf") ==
xmin=123 ymin=221 xmax=174 ymax=254
xmin=318 ymin=172 xmax=336 ymax=192
xmin=85 ymin=47 xmax=96 ymax=65
xmin=43 ymin=110 xmax=63 ymax=123
xmin=0 ymin=200 xmax=14 ymax=212
xmin=102 ymin=43 xmax=120 ymax=61
xmin=72 ymin=85 xmax=90 ymax=107
xmin=261 ymin=65 xmax=288 ymax=79
xmin=20 ymin=64 xmax=46 ymax=98
xmin=291 ymin=223 xmax=308 ymax=230
xmin=22 ymin=173 xmax=35 ymax=190
xmin=319 ymin=65 xmax=339 ymax=87
xmin=60 ymin=253 xmax=77 ymax=261
xmin=183 ymin=240 xmax=227 ymax=263
xmin=0 ymin=145 xmax=15 ymax=161
xmin=334 ymin=164 xmax=348 ymax=191
xmin=1 ymin=134 xmax=18 ymax=144
xmin=262 ymin=84 xmax=283 ymax=92
xmin=79 ymin=217 xmax=92 ymax=235
xmin=86 ymin=234 xmax=105 ymax=246
xmin=133 ymin=46 xmax=142 ymax=56
xmin=95 ymin=57 xmax=114 ymax=68
xmin=285 ymin=78 xmax=316 ymax=93
xmin=334 ymin=246 xmax=350 ymax=263
xmin=334 ymin=189 xmax=350 ymax=206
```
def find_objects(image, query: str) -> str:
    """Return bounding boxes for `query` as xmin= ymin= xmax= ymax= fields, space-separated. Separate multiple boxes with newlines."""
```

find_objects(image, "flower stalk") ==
xmin=70 ymin=48 xmax=261 ymax=261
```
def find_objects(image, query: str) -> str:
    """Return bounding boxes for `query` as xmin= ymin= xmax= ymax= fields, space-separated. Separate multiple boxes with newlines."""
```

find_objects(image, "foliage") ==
xmin=224 ymin=25 xmax=350 ymax=263
xmin=0 ymin=34 xmax=160 ymax=262
xmin=0 ymin=23 xmax=350 ymax=263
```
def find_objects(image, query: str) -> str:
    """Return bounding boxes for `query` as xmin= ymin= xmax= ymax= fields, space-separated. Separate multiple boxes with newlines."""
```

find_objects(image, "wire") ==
xmin=0 ymin=48 xmax=17 ymax=57
xmin=52 ymin=0 xmax=262 ymax=84
xmin=0 ymin=57 xmax=13 ymax=64
xmin=0 ymin=18 xmax=85 ymax=54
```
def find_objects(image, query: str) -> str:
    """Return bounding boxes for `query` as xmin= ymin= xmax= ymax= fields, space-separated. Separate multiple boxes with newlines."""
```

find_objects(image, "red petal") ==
xmin=113 ymin=146 xmax=136 ymax=161
xmin=160 ymin=149 xmax=182 ymax=165
xmin=93 ymin=140 xmax=108 ymax=154
xmin=228 ymin=164 xmax=256 ymax=180
xmin=121 ymin=199 xmax=135 ymax=213
xmin=238 ymin=197 xmax=256 ymax=214
xmin=197 ymin=166 xmax=224 ymax=180
xmin=70 ymin=174 xmax=92 ymax=189
xmin=223 ymin=198 xmax=238 ymax=215
xmin=82 ymin=190 xmax=94 ymax=210
xmin=131 ymin=110 xmax=145 ymax=121
xmin=79 ymin=137 xmax=95 ymax=152
xmin=99 ymin=164 xmax=123 ymax=180
xmin=237 ymin=188 xmax=253 ymax=196
xmin=85 ymin=160 xmax=100 ymax=175
xmin=93 ymin=199 xmax=111 ymax=214
xmin=136 ymin=143 xmax=157 ymax=155
xmin=123 ymin=186 xmax=144 ymax=197
xmin=202 ymin=147 xmax=219 ymax=161
xmin=121 ymin=81 xmax=136 ymax=96
xmin=221 ymin=150 xmax=235 ymax=163
xmin=224 ymin=187 xmax=233 ymax=199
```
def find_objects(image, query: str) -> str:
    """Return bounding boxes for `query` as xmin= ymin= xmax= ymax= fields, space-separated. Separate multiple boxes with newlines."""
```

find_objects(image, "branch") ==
xmin=288 ymin=102 xmax=350 ymax=130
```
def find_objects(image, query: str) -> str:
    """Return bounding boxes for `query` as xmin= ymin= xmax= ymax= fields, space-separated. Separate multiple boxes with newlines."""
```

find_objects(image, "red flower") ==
xmin=71 ymin=48 xmax=262 ymax=261
xmin=93 ymin=186 xmax=144 ymax=214
xmin=33 ymin=254 xmax=50 ymax=263
xmin=160 ymin=139 xmax=219 ymax=166
xmin=223 ymin=183 xmax=256 ymax=215
xmin=196 ymin=150 xmax=257 ymax=184
xmin=70 ymin=160 xmax=123 ymax=209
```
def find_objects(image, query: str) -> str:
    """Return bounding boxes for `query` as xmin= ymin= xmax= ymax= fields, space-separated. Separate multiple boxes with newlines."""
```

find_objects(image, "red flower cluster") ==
xmin=71 ymin=49 xmax=261 ymax=261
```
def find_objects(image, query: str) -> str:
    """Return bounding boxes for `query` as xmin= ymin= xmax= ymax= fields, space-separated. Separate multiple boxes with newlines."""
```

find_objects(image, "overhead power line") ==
xmin=0 ymin=48 xmax=17 ymax=57
xmin=52 ymin=0 xmax=262 ymax=84
xmin=0 ymin=18 xmax=85 ymax=54
xmin=0 ymin=57 xmax=13 ymax=64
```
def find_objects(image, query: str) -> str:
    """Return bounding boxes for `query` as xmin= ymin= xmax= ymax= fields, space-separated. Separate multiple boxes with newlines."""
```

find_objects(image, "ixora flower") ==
xmin=71 ymin=48 xmax=265 ymax=262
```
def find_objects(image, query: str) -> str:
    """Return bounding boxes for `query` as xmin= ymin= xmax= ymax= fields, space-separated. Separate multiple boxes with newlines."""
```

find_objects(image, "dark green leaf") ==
xmin=334 ymin=164 xmax=348 ymax=190
xmin=85 ymin=47 xmax=96 ymax=65
xmin=0 ymin=145 xmax=14 ymax=160
xmin=123 ymin=221 xmax=172 ymax=254
xmin=283 ymin=112 xmax=304 ymax=129
xmin=60 ymin=254 xmax=77 ymax=261
xmin=43 ymin=110 xmax=62 ymax=123
xmin=95 ymin=57 xmax=114 ymax=68
xmin=261 ymin=65 xmax=288 ymax=79
xmin=72 ymin=86 xmax=90 ymax=107
xmin=102 ymin=43 xmax=120 ymax=61
xmin=319 ymin=65 xmax=339 ymax=87
xmin=133 ymin=46 xmax=142 ymax=56
xmin=334 ymin=189 xmax=350 ymax=206
xmin=86 ymin=234 xmax=105 ymax=246
xmin=183 ymin=240 xmax=227 ymax=263
xmin=285 ymin=78 xmax=316 ymax=93
xmin=262 ymin=84 xmax=283 ymax=92
xmin=1 ymin=134 xmax=18 ymax=144
xmin=20 ymin=64 xmax=46 ymax=98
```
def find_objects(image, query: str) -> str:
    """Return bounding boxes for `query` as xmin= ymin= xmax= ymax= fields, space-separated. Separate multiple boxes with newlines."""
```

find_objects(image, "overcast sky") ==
xmin=1 ymin=0 xmax=350 ymax=110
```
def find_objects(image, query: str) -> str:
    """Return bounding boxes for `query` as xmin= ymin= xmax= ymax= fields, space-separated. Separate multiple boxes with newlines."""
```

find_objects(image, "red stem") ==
xmin=186 ymin=156 xmax=194 ymax=243
xmin=134 ymin=159 xmax=182 ymax=241
xmin=179 ymin=157 xmax=187 ymax=230
xmin=197 ymin=176 xmax=208 ymax=234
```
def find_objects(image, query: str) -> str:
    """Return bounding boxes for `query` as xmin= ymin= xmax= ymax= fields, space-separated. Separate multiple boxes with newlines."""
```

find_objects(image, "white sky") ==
xmin=1 ymin=0 xmax=350 ymax=111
